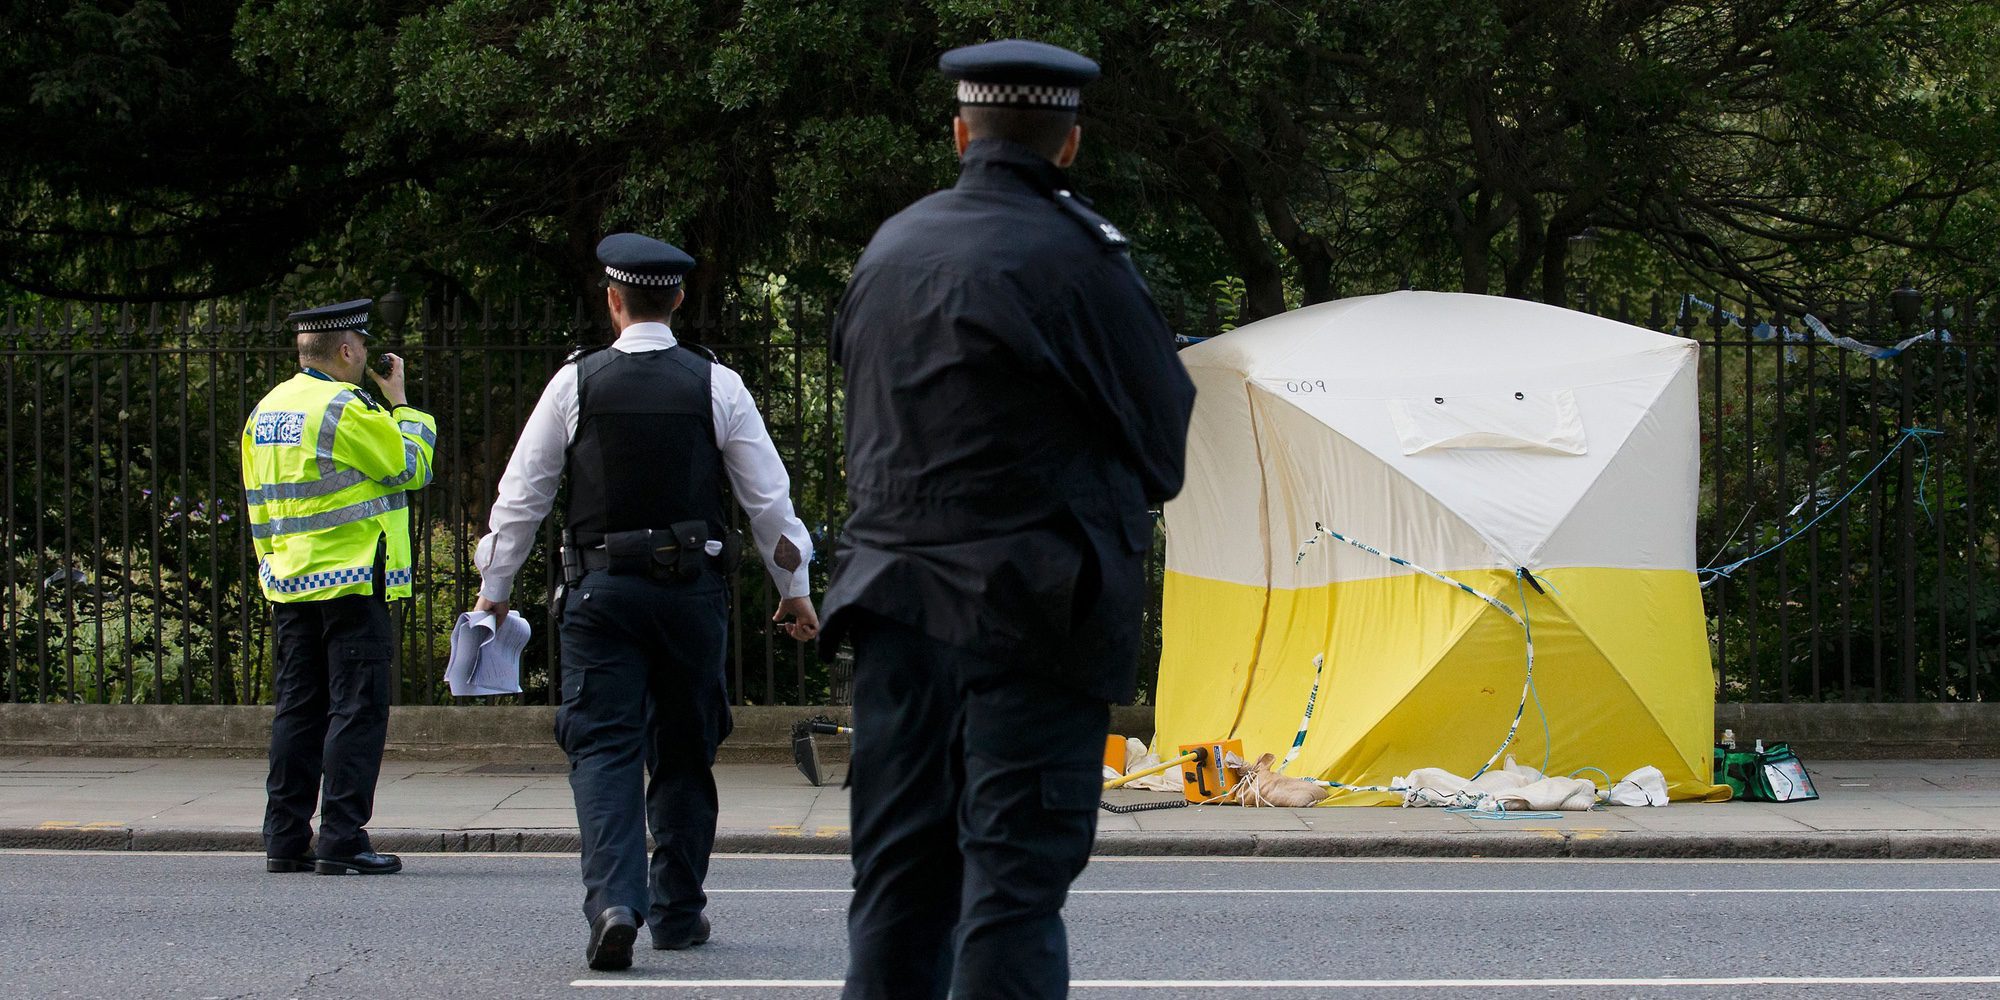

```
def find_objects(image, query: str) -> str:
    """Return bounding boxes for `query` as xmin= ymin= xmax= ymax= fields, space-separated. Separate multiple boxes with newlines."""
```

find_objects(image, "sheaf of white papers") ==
xmin=446 ymin=610 xmax=530 ymax=696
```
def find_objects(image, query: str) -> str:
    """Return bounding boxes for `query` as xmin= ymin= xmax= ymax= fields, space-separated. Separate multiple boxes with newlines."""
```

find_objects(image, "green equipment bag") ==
xmin=1721 ymin=743 xmax=1819 ymax=803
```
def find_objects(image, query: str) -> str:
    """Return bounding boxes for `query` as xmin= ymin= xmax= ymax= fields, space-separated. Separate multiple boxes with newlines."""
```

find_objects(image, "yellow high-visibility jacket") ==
xmin=240 ymin=369 xmax=438 ymax=602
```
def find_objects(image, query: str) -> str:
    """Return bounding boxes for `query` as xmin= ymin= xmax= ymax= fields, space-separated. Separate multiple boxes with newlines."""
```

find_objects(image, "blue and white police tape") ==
xmin=1290 ymin=525 xmax=1560 ymax=806
xmin=1274 ymin=654 xmax=1323 ymax=774
xmin=1681 ymin=293 xmax=1956 ymax=360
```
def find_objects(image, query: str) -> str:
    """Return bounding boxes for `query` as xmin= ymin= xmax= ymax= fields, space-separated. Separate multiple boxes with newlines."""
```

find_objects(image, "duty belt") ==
xmin=563 ymin=521 xmax=730 ymax=585
xmin=578 ymin=545 xmax=714 ymax=574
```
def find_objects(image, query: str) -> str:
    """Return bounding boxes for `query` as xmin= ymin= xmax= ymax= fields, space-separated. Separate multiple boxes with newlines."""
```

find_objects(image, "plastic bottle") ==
xmin=1753 ymin=738 xmax=1765 ymax=755
xmin=1720 ymin=729 xmax=1736 ymax=750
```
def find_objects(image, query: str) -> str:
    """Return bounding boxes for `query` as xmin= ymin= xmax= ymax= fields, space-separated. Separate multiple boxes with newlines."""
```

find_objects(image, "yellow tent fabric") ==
xmin=1156 ymin=292 xmax=1728 ymax=802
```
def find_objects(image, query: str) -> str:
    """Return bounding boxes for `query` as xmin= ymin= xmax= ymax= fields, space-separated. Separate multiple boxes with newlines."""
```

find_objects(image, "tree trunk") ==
xmin=1540 ymin=233 xmax=1569 ymax=306
xmin=1195 ymin=161 xmax=1288 ymax=322
xmin=1450 ymin=187 xmax=1511 ymax=294
xmin=1502 ymin=200 xmax=1546 ymax=299
xmin=1262 ymin=193 xmax=1336 ymax=305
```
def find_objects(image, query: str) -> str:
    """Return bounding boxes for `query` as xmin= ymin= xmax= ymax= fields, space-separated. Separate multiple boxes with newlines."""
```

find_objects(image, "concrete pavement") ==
xmin=5 ymin=756 xmax=2000 ymax=857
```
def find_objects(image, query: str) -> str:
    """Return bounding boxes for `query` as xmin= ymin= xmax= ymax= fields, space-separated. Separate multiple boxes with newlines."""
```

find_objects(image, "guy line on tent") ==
xmin=1697 ymin=426 xmax=1943 ymax=589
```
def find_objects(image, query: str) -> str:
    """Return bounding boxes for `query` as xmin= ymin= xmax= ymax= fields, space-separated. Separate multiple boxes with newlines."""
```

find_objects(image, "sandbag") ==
xmin=1490 ymin=776 xmax=1599 ymax=811
xmin=1396 ymin=765 xmax=1532 ymax=807
xmin=1233 ymin=752 xmax=1330 ymax=808
xmin=1608 ymin=765 xmax=1669 ymax=806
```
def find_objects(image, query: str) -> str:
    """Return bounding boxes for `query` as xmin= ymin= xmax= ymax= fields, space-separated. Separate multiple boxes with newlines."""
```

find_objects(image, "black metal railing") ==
xmin=0 ymin=292 xmax=859 ymax=707
xmin=3 ymin=290 xmax=1993 ymax=706
xmin=1671 ymin=294 xmax=1995 ymax=703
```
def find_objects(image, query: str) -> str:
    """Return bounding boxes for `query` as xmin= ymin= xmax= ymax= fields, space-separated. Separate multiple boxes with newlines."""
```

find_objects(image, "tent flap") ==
xmin=1388 ymin=389 xmax=1586 ymax=456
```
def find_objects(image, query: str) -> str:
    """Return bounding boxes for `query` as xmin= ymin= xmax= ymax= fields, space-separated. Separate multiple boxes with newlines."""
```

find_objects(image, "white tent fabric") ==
xmin=1171 ymin=292 xmax=1697 ymax=582
xmin=1155 ymin=291 xmax=1728 ymax=803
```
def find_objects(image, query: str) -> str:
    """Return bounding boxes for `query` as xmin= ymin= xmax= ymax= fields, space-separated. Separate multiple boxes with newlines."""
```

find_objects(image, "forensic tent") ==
xmin=1156 ymin=291 xmax=1724 ymax=803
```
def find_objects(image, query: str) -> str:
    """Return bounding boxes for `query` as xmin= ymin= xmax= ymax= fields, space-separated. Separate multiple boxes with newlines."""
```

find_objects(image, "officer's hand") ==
xmin=773 ymin=596 xmax=819 ymax=642
xmin=474 ymin=596 xmax=509 ymax=621
xmin=370 ymin=353 xmax=409 ymax=408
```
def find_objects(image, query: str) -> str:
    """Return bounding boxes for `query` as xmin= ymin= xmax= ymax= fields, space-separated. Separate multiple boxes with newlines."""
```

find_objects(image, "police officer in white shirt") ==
xmin=473 ymin=233 xmax=818 ymax=972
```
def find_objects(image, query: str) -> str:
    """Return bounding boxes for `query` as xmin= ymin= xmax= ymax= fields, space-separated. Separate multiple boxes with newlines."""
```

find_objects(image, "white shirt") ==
xmin=475 ymin=322 xmax=813 ymax=601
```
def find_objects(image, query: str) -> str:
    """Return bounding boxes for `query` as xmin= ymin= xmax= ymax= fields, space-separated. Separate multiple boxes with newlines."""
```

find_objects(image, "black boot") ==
xmin=314 ymin=851 xmax=403 ymax=875
xmin=653 ymin=913 xmax=711 ymax=951
xmin=588 ymin=906 xmax=640 ymax=971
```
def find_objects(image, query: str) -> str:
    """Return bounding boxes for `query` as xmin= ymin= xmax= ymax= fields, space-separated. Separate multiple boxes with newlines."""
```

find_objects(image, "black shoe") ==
xmin=265 ymin=856 xmax=315 ymax=873
xmin=652 ymin=913 xmax=711 ymax=951
xmin=314 ymin=851 xmax=403 ymax=875
xmin=587 ymin=906 xmax=639 ymax=971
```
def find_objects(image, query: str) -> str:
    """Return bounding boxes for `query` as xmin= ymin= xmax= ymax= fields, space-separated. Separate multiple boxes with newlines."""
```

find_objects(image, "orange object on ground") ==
xmin=1177 ymin=738 xmax=1244 ymax=803
xmin=1103 ymin=734 xmax=1128 ymax=774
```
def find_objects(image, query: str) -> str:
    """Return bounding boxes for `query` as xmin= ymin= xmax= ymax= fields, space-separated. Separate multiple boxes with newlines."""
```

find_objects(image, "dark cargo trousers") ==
xmin=555 ymin=570 xmax=731 ymax=945
xmin=842 ymin=615 xmax=1110 ymax=1000
xmin=263 ymin=592 xmax=394 ymax=860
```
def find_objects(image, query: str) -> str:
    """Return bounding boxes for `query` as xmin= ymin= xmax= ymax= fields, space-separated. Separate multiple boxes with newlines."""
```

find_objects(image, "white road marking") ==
xmin=576 ymin=982 xmax=843 ymax=989
xmin=703 ymin=886 xmax=2000 ymax=895
xmin=7 ymin=850 xmax=2000 ymax=867
xmin=1085 ymin=856 xmax=2000 ymax=866
xmin=574 ymin=975 xmax=2000 ymax=990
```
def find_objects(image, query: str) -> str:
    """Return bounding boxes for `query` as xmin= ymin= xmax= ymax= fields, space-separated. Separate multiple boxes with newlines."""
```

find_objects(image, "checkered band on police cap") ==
xmin=955 ymin=81 xmax=1083 ymax=108
xmin=290 ymin=312 xmax=369 ymax=332
xmin=602 ymin=265 xmax=684 ymax=287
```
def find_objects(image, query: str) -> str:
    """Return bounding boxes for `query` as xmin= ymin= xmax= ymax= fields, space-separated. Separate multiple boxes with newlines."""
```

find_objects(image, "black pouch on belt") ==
xmin=558 ymin=529 xmax=585 ymax=587
xmin=664 ymin=520 xmax=708 ymax=581
xmin=603 ymin=529 xmax=659 ymax=576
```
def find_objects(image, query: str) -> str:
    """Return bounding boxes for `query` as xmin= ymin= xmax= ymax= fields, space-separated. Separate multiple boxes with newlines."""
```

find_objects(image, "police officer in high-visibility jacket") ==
xmin=241 ymin=298 xmax=437 ymax=877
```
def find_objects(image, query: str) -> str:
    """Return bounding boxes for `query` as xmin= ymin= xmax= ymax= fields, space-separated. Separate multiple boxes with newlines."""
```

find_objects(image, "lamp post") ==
xmin=376 ymin=279 xmax=410 ymax=333
xmin=1567 ymin=227 xmax=1601 ymax=312
xmin=1890 ymin=282 xmax=1922 ymax=330
xmin=1887 ymin=281 xmax=1920 ymax=700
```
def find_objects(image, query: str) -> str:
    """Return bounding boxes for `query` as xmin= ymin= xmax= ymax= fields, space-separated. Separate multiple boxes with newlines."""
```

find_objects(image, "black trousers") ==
xmin=843 ymin=616 xmax=1109 ymax=1000
xmin=555 ymin=570 xmax=731 ymax=943
xmin=264 ymin=592 xmax=394 ymax=860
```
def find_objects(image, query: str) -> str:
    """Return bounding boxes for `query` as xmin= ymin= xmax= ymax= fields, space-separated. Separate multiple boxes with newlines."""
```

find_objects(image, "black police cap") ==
xmin=939 ymin=39 xmax=1100 ymax=109
xmin=596 ymin=233 xmax=696 ymax=288
xmin=286 ymin=299 xmax=373 ymax=336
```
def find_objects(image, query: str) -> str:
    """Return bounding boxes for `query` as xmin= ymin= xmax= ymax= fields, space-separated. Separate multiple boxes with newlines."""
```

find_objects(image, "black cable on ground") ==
xmin=1099 ymin=799 xmax=1189 ymax=814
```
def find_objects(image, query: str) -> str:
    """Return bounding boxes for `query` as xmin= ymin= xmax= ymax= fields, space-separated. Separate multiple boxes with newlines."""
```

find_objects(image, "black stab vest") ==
xmin=564 ymin=347 xmax=725 ymax=543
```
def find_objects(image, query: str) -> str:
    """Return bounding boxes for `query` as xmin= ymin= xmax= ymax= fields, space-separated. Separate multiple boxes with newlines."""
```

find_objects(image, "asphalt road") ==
xmin=4 ymin=852 xmax=1999 ymax=999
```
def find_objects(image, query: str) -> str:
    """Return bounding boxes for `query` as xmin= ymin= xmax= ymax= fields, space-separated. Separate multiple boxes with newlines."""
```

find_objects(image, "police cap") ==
xmin=596 ymin=233 xmax=696 ymax=288
xmin=939 ymin=39 xmax=1100 ymax=110
xmin=286 ymin=299 xmax=373 ymax=337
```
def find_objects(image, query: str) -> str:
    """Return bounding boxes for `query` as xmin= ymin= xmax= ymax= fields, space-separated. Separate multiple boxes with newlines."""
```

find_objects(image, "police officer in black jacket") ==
xmin=475 ymin=234 xmax=819 ymax=971
xmin=821 ymin=39 xmax=1197 ymax=1000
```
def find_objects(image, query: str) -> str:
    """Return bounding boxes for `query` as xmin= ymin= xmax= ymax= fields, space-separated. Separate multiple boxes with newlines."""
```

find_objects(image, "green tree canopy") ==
xmin=5 ymin=1 xmax=1996 ymax=320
